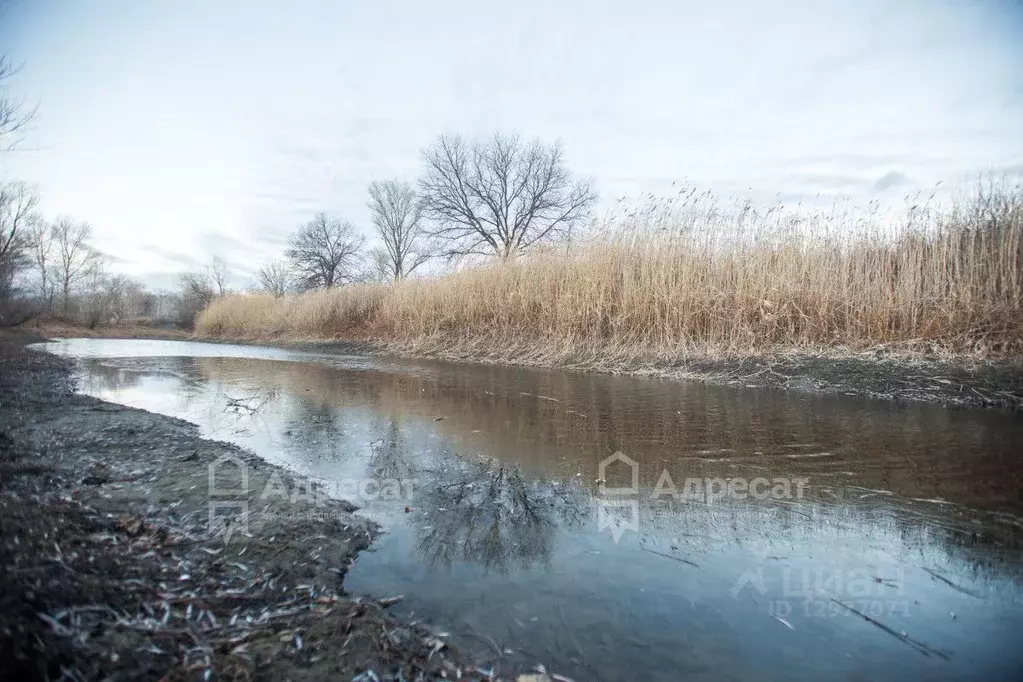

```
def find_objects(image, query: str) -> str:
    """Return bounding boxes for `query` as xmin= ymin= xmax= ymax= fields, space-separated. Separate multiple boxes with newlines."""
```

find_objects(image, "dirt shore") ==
xmin=0 ymin=332 xmax=500 ymax=681
xmin=18 ymin=320 xmax=191 ymax=340
xmin=25 ymin=319 xmax=1023 ymax=409
xmin=210 ymin=337 xmax=1023 ymax=411
xmin=666 ymin=349 xmax=1023 ymax=410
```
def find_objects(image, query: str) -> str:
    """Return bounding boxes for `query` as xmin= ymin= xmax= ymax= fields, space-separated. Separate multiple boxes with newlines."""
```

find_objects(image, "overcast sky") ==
xmin=1 ymin=0 xmax=1021 ymax=289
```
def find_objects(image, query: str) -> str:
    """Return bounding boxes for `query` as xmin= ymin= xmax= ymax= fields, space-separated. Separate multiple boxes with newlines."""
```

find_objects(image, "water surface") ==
xmin=41 ymin=338 xmax=1023 ymax=681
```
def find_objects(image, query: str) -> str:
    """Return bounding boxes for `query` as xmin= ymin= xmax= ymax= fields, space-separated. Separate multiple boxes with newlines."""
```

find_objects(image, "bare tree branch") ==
xmin=0 ymin=54 xmax=38 ymax=152
xmin=286 ymin=213 xmax=366 ymax=289
xmin=177 ymin=255 xmax=230 ymax=325
xmin=177 ymin=270 xmax=214 ymax=327
xmin=368 ymin=179 xmax=431 ymax=280
xmin=51 ymin=217 xmax=102 ymax=313
xmin=210 ymin=254 xmax=230 ymax=296
xmin=419 ymin=133 xmax=596 ymax=260
xmin=25 ymin=216 xmax=53 ymax=306
xmin=0 ymin=179 xmax=38 ymax=299
xmin=256 ymin=258 xmax=295 ymax=297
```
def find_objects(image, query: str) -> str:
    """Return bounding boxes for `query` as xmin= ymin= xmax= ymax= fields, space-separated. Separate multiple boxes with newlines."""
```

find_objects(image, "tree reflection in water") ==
xmin=416 ymin=458 xmax=587 ymax=573
xmin=79 ymin=359 xmax=143 ymax=392
xmin=367 ymin=413 xmax=420 ymax=485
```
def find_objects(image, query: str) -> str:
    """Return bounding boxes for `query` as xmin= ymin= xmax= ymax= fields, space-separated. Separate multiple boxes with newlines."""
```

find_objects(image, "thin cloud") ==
xmin=874 ymin=171 xmax=911 ymax=191
xmin=1 ymin=0 xmax=1020 ymax=289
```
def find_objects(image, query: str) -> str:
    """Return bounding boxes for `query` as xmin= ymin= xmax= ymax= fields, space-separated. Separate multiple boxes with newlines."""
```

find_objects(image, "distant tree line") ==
xmin=0 ymin=196 xmax=213 ymax=328
xmin=0 ymin=53 xmax=232 ymax=328
xmin=252 ymin=132 xmax=596 ymax=297
xmin=1 ymin=48 xmax=596 ymax=324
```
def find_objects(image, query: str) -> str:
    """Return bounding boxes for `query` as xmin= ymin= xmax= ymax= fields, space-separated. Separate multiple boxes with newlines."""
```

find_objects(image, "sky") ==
xmin=1 ymin=0 xmax=1021 ymax=290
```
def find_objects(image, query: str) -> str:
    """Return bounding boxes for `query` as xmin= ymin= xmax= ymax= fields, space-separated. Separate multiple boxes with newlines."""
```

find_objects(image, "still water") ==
xmin=41 ymin=339 xmax=1023 ymax=681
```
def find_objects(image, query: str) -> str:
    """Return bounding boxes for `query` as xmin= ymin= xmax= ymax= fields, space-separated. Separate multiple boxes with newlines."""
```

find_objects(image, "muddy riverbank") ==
xmin=0 ymin=332 xmax=495 ymax=681
xmin=8 ymin=332 xmax=1023 ymax=681
xmin=18 ymin=319 xmax=192 ymax=340
xmin=35 ymin=335 xmax=1023 ymax=682
xmin=22 ymin=323 xmax=1022 ymax=410
xmin=199 ymin=335 xmax=1023 ymax=411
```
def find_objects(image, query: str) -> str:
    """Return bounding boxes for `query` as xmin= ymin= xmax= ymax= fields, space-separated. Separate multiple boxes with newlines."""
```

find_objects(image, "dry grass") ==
xmin=21 ymin=317 xmax=191 ymax=340
xmin=196 ymin=182 xmax=1023 ymax=365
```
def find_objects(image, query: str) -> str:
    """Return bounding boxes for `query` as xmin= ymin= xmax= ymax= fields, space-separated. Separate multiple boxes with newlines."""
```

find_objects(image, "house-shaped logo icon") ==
xmin=598 ymin=451 xmax=639 ymax=496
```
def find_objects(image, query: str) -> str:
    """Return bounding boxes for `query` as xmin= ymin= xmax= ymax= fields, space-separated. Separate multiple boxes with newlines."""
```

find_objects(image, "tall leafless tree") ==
xmin=0 ymin=55 xmax=37 ymax=152
xmin=256 ymin=258 xmax=295 ymax=297
xmin=368 ymin=180 xmax=430 ymax=280
xmin=51 ymin=216 xmax=102 ymax=313
xmin=177 ymin=255 xmax=229 ymax=325
xmin=78 ymin=255 xmax=115 ymax=327
xmin=81 ymin=272 xmax=148 ymax=327
xmin=286 ymin=213 xmax=365 ymax=289
xmin=211 ymin=254 xmax=230 ymax=296
xmin=0 ymin=180 xmax=37 ymax=298
xmin=177 ymin=270 xmax=215 ymax=327
xmin=418 ymin=133 xmax=596 ymax=260
xmin=25 ymin=217 xmax=54 ymax=307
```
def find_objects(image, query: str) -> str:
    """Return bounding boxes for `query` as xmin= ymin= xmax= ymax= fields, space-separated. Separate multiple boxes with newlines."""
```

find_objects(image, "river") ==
xmin=39 ymin=338 xmax=1023 ymax=681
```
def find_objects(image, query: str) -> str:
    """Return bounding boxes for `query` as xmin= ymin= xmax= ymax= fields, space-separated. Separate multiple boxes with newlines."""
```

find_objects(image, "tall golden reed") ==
xmin=196 ymin=183 xmax=1023 ymax=364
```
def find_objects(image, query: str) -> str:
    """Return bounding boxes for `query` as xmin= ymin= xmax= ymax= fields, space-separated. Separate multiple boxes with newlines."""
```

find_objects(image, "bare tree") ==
xmin=177 ymin=270 xmax=215 ymax=327
xmin=367 ymin=248 xmax=393 ymax=283
xmin=418 ymin=133 xmax=596 ymax=260
xmin=0 ymin=54 xmax=38 ymax=318
xmin=368 ymin=180 xmax=430 ymax=280
xmin=51 ymin=216 xmax=102 ymax=313
xmin=286 ymin=213 xmax=365 ymax=289
xmin=25 ymin=217 xmax=54 ymax=307
xmin=210 ymin=254 xmax=230 ymax=296
xmin=80 ymin=272 xmax=147 ymax=327
xmin=0 ymin=180 xmax=38 ymax=299
xmin=119 ymin=277 xmax=148 ymax=320
xmin=256 ymin=258 xmax=295 ymax=297
xmin=0 ymin=55 xmax=37 ymax=152
xmin=79 ymin=256 xmax=114 ymax=327
xmin=176 ymin=254 xmax=231 ymax=325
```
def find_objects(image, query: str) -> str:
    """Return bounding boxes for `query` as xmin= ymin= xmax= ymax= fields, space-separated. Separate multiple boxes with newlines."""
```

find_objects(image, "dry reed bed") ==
xmin=196 ymin=185 xmax=1023 ymax=365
